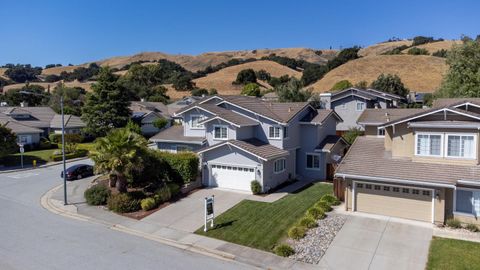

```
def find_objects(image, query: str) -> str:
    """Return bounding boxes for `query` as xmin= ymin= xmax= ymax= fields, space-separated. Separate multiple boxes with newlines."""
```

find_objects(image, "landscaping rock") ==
xmin=287 ymin=214 xmax=346 ymax=264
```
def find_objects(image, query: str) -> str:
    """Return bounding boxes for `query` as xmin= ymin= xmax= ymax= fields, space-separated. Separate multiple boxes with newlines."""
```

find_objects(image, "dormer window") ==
xmin=269 ymin=126 xmax=281 ymax=139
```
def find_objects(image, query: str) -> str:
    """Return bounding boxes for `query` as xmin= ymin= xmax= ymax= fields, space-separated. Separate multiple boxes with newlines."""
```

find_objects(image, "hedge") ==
xmin=50 ymin=149 xmax=88 ymax=162
xmin=157 ymin=151 xmax=199 ymax=184
xmin=49 ymin=133 xmax=84 ymax=143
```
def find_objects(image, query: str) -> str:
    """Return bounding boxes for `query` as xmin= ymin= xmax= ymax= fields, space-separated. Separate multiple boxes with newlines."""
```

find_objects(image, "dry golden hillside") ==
xmin=359 ymin=40 xmax=413 ymax=57
xmin=39 ymin=48 xmax=336 ymax=75
xmin=401 ymin=40 xmax=462 ymax=54
xmin=311 ymin=55 xmax=447 ymax=92
xmin=3 ymin=81 xmax=94 ymax=92
xmin=0 ymin=68 xmax=8 ymax=80
xmin=193 ymin=60 xmax=302 ymax=94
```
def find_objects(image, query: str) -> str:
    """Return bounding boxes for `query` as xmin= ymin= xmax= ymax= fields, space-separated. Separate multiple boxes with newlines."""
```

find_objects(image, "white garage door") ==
xmin=210 ymin=164 xmax=255 ymax=192
xmin=354 ymin=182 xmax=433 ymax=222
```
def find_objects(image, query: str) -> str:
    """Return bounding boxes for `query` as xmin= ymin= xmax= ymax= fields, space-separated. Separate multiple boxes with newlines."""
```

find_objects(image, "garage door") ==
xmin=210 ymin=164 xmax=255 ymax=192
xmin=354 ymin=182 xmax=433 ymax=222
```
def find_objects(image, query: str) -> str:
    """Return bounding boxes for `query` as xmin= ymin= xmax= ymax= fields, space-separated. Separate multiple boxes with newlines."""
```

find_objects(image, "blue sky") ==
xmin=0 ymin=0 xmax=479 ymax=66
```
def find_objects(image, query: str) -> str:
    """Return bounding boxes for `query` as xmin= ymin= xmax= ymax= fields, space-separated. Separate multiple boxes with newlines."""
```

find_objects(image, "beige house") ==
xmin=336 ymin=99 xmax=480 ymax=225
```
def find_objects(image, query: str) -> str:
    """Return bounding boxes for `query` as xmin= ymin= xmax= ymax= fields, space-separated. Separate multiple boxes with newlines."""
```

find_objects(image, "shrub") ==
xmin=141 ymin=197 xmax=158 ymax=211
xmin=320 ymin=194 xmax=340 ymax=206
xmin=315 ymin=201 xmax=333 ymax=212
xmin=465 ymin=223 xmax=479 ymax=232
xmin=432 ymin=49 xmax=448 ymax=58
xmin=154 ymin=185 xmax=172 ymax=203
xmin=233 ymin=69 xmax=257 ymax=85
xmin=251 ymin=180 xmax=262 ymax=195
xmin=288 ymin=226 xmax=306 ymax=240
xmin=50 ymin=149 xmax=88 ymax=162
xmin=156 ymin=151 xmax=199 ymax=184
xmin=153 ymin=118 xmax=169 ymax=129
xmin=446 ymin=218 xmax=462 ymax=229
xmin=241 ymin=83 xmax=261 ymax=97
xmin=306 ymin=207 xmax=325 ymax=220
xmin=107 ymin=193 xmax=141 ymax=213
xmin=167 ymin=183 xmax=181 ymax=197
xmin=84 ymin=185 xmax=111 ymax=205
xmin=49 ymin=133 xmax=84 ymax=144
xmin=331 ymin=80 xmax=353 ymax=91
xmin=299 ymin=216 xmax=317 ymax=228
xmin=407 ymin=47 xmax=429 ymax=55
xmin=274 ymin=244 xmax=295 ymax=257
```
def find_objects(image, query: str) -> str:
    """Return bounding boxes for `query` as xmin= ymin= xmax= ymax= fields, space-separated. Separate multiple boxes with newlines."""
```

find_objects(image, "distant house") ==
xmin=150 ymin=95 xmax=347 ymax=193
xmin=261 ymin=92 xmax=279 ymax=102
xmin=166 ymin=96 xmax=203 ymax=123
xmin=320 ymin=88 xmax=405 ymax=135
xmin=357 ymin=108 xmax=426 ymax=137
xmin=0 ymin=105 xmax=86 ymax=146
xmin=129 ymin=101 xmax=171 ymax=136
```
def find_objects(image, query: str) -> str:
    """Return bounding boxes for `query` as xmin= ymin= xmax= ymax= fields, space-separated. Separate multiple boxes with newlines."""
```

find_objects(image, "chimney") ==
xmin=319 ymin=93 xmax=331 ymax=109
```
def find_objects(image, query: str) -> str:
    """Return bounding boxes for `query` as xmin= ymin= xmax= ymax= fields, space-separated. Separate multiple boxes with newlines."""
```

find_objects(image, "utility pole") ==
xmin=61 ymin=96 xmax=67 ymax=205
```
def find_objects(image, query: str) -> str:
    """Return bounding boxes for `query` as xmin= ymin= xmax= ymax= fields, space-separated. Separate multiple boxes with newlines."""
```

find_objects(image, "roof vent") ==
xmin=288 ymin=107 xmax=292 ymax=112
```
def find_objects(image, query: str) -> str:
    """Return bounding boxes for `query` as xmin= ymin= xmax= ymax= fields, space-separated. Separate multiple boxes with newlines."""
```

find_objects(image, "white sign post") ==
xmin=204 ymin=195 xmax=215 ymax=232
xmin=18 ymin=143 xmax=24 ymax=168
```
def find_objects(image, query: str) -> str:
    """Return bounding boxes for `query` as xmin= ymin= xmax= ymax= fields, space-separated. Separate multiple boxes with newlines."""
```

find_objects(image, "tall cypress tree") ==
xmin=81 ymin=67 xmax=131 ymax=137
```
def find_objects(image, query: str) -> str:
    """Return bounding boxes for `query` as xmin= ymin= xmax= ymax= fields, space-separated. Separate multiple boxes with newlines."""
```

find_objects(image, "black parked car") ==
xmin=61 ymin=164 xmax=94 ymax=181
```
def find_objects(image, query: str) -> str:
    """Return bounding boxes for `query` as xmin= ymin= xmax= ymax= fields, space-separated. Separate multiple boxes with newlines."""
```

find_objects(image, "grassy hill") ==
xmin=401 ymin=40 xmax=462 ymax=54
xmin=358 ymin=40 xmax=413 ymax=57
xmin=311 ymin=55 xmax=448 ymax=92
xmin=3 ymin=81 xmax=93 ymax=92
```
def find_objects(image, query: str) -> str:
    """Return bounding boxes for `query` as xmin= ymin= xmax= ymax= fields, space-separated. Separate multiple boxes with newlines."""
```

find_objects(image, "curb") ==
xmin=40 ymin=184 xmax=236 ymax=262
xmin=0 ymin=157 xmax=89 ymax=174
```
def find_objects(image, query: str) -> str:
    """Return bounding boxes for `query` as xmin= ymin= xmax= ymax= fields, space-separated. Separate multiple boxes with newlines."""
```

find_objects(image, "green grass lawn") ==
xmin=427 ymin=237 xmax=480 ymax=270
xmin=195 ymin=183 xmax=332 ymax=251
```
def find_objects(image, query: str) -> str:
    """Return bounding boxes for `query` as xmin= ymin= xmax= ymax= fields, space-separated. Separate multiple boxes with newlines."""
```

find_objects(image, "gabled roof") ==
xmin=198 ymin=106 xmax=259 ymax=127
xmin=0 ymin=120 xmax=43 ymax=134
xmin=335 ymin=136 xmax=479 ymax=188
xmin=433 ymin=98 xmax=480 ymax=108
xmin=50 ymin=114 xmax=86 ymax=129
xmin=149 ymin=125 xmax=206 ymax=145
xmin=174 ymin=96 xmax=224 ymax=116
xmin=197 ymin=138 xmax=289 ymax=161
xmin=357 ymin=108 xmax=426 ymax=126
xmin=130 ymin=101 xmax=170 ymax=119
xmin=380 ymin=107 xmax=480 ymax=128
xmin=315 ymin=135 xmax=349 ymax=153
xmin=301 ymin=109 xmax=343 ymax=125
xmin=330 ymin=88 xmax=404 ymax=103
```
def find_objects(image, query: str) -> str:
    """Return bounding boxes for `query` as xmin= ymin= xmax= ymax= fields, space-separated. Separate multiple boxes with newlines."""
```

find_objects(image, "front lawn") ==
xmin=427 ymin=237 xmax=480 ymax=270
xmin=195 ymin=183 xmax=332 ymax=251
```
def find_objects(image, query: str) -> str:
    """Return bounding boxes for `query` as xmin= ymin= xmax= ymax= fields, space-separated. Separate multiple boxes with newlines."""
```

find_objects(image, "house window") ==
xmin=273 ymin=159 xmax=286 ymax=173
xmin=447 ymin=135 xmax=476 ymax=159
xmin=383 ymin=186 xmax=390 ymax=191
xmin=416 ymin=134 xmax=442 ymax=156
xmin=213 ymin=125 xmax=228 ymax=140
xmin=412 ymin=189 xmax=420 ymax=195
xmin=306 ymin=154 xmax=320 ymax=169
xmin=377 ymin=127 xmax=385 ymax=137
xmin=402 ymin=188 xmax=410 ymax=193
xmin=365 ymin=184 xmax=372 ymax=189
xmin=269 ymin=126 xmax=281 ymax=139
xmin=283 ymin=126 xmax=289 ymax=139
xmin=18 ymin=135 xmax=29 ymax=144
xmin=356 ymin=183 xmax=363 ymax=188
xmin=455 ymin=189 xmax=480 ymax=216
xmin=356 ymin=101 xmax=365 ymax=111
xmin=393 ymin=187 xmax=400 ymax=192
xmin=374 ymin=185 xmax=381 ymax=190
xmin=191 ymin=115 xmax=204 ymax=129
xmin=422 ymin=190 xmax=431 ymax=196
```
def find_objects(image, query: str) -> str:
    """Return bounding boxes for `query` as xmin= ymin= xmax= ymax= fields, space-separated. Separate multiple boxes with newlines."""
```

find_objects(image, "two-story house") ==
xmin=130 ymin=101 xmax=171 ymax=136
xmin=150 ymin=95 xmax=346 ymax=193
xmin=357 ymin=108 xmax=426 ymax=137
xmin=335 ymin=99 xmax=480 ymax=225
xmin=320 ymin=88 xmax=405 ymax=135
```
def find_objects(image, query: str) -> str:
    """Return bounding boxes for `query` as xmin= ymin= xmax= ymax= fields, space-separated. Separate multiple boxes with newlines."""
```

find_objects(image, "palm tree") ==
xmin=89 ymin=128 xmax=148 ymax=193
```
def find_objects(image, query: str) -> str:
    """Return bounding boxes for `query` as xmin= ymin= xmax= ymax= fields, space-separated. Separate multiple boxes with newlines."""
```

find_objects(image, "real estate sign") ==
xmin=204 ymin=196 xmax=215 ymax=232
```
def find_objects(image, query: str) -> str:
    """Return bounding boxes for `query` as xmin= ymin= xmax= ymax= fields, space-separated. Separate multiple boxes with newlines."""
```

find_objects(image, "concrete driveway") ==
xmin=143 ymin=188 xmax=249 ymax=233
xmin=319 ymin=215 xmax=433 ymax=270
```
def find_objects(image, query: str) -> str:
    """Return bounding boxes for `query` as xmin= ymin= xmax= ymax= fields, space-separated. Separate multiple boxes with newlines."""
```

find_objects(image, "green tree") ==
xmin=153 ymin=118 xmax=169 ymax=129
xmin=89 ymin=128 xmax=148 ymax=193
xmin=172 ymin=74 xmax=195 ymax=91
xmin=241 ymin=83 xmax=261 ymax=97
xmin=331 ymin=80 xmax=353 ymax=91
xmin=3 ymin=84 xmax=49 ymax=106
xmin=370 ymin=73 xmax=409 ymax=97
xmin=4 ymin=64 xmax=42 ymax=83
xmin=435 ymin=40 xmax=480 ymax=98
xmin=407 ymin=47 xmax=429 ymax=55
xmin=343 ymin=127 xmax=363 ymax=144
xmin=327 ymin=46 xmax=360 ymax=70
xmin=49 ymin=84 xmax=86 ymax=116
xmin=354 ymin=80 xmax=368 ymax=89
xmin=191 ymin=88 xmax=209 ymax=97
xmin=233 ymin=69 xmax=257 ymax=85
xmin=82 ymin=67 xmax=131 ymax=137
xmin=125 ymin=120 xmax=142 ymax=134
xmin=301 ymin=65 xmax=328 ymax=86
xmin=276 ymin=78 xmax=312 ymax=102
xmin=148 ymin=85 xmax=170 ymax=103
xmin=0 ymin=125 xmax=18 ymax=158
xmin=208 ymin=88 xmax=218 ymax=95
xmin=432 ymin=49 xmax=448 ymax=58
xmin=255 ymin=69 xmax=271 ymax=81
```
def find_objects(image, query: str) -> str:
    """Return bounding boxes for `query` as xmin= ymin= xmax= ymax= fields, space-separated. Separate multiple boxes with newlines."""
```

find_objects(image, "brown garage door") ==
xmin=355 ymin=182 xmax=432 ymax=222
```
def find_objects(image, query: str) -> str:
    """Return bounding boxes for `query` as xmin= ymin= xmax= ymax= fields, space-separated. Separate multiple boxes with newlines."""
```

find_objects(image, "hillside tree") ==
xmin=241 ymin=83 xmax=261 ymax=97
xmin=331 ymin=80 xmax=353 ymax=91
xmin=4 ymin=64 xmax=42 ymax=83
xmin=370 ymin=73 xmax=409 ymax=97
xmin=233 ymin=69 xmax=257 ymax=85
xmin=3 ymin=84 xmax=49 ymax=106
xmin=82 ymin=67 xmax=131 ymax=137
xmin=276 ymin=77 xmax=312 ymax=102
xmin=49 ymin=84 xmax=86 ymax=116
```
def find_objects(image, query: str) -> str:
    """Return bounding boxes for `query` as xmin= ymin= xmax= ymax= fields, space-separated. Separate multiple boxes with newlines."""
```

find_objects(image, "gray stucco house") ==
xmin=130 ymin=101 xmax=171 ymax=136
xmin=150 ymin=95 xmax=347 ymax=193
xmin=320 ymin=88 xmax=405 ymax=135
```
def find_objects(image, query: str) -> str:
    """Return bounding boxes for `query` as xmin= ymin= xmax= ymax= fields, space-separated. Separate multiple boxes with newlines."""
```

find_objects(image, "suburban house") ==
xmin=335 ymin=99 xmax=480 ymax=225
xmin=0 ymin=106 xmax=85 ymax=146
xmin=166 ymin=96 xmax=202 ymax=123
xmin=320 ymin=88 xmax=405 ymax=135
xmin=357 ymin=108 xmax=426 ymax=137
xmin=130 ymin=101 xmax=171 ymax=136
xmin=151 ymin=95 xmax=347 ymax=193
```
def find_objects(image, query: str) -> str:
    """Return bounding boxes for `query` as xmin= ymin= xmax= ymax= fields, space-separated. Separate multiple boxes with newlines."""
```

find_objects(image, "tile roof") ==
xmin=380 ymin=107 xmax=480 ymax=127
xmin=198 ymin=104 xmax=259 ymax=127
xmin=50 ymin=114 xmax=86 ymax=129
xmin=335 ymin=137 xmax=480 ymax=186
xmin=149 ymin=125 xmax=206 ymax=145
xmin=130 ymin=101 xmax=170 ymax=118
xmin=0 ymin=120 xmax=43 ymax=134
xmin=305 ymin=109 xmax=342 ymax=124
xmin=198 ymin=138 xmax=289 ymax=161
xmin=357 ymin=108 xmax=426 ymax=125
xmin=331 ymin=88 xmax=405 ymax=103
xmin=0 ymin=106 xmax=56 ymax=128
xmin=316 ymin=135 xmax=348 ymax=152
xmin=433 ymin=98 xmax=480 ymax=108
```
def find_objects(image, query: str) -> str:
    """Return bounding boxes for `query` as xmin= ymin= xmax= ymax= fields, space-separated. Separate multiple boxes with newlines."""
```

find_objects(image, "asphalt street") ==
xmin=0 ymin=160 xmax=253 ymax=270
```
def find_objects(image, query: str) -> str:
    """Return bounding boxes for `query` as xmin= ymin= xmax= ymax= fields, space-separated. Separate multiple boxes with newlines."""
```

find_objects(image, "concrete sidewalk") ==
xmin=42 ymin=178 xmax=320 ymax=270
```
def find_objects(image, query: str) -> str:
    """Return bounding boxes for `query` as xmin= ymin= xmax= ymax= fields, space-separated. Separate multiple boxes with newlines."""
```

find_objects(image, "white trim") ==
xmin=150 ymin=138 xmax=206 ymax=145
xmin=457 ymin=180 xmax=480 ymax=186
xmin=190 ymin=114 xmax=206 ymax=130
xmin=377 ymin=127 xmax=385 ymax=137
xmin=212 ymin=125 xmax=228 ymax=140
xmin=306 ymin=152 xmax=321 ymax=170
xmin=352 ymin=179 xmax=435 ymax=223
xmin=268 ymin=125 xmax=282 ymax=140
xmin=381 ymin=107 xmax=480 ymax=128
xmin=175 ymin=105 xmax=216 ymax=118
xmin=355 ymin=101 xmax=366 ymax=111
xmin=445 ymin=133 xmax=477 ymax=159
xmin=336 ymin=173 xmax=456 ymax=189
xmin=197 ymin=142 xmax=270 ymax=161
xmin=200 ymin=116 xmax=241 ymax=128
xmin=273 ymin=158 xmax=286 ymax=174
xmin=414 ymin=132 xmax=444 ymax=157
xmin=453 ymin=187 xmax=480 ymax=217
xmin=453 ymin=102 xmax=480 ymax=110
